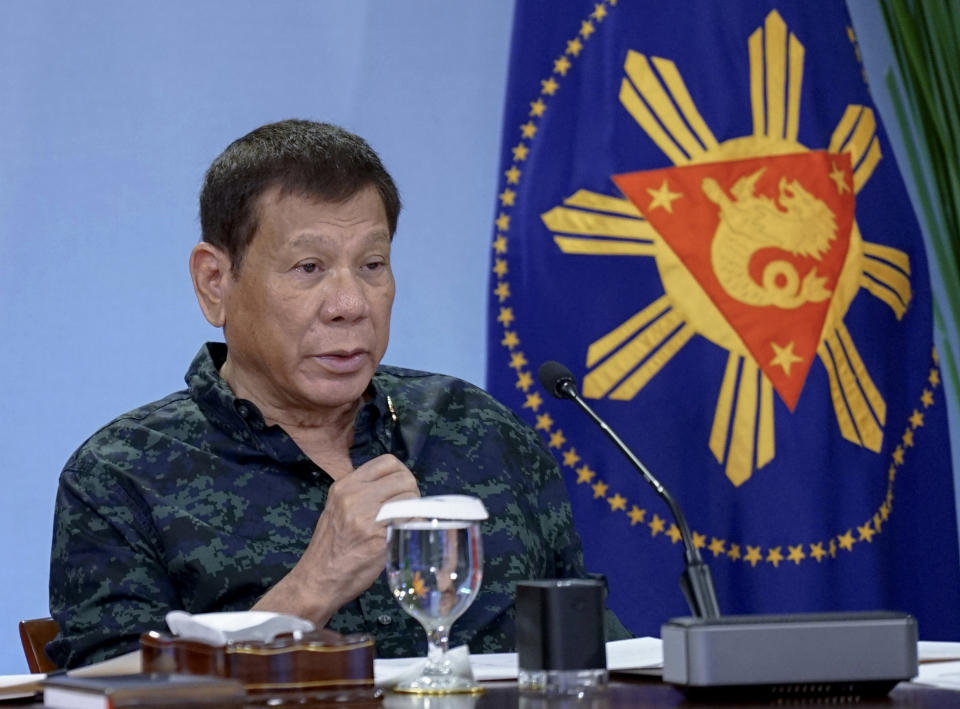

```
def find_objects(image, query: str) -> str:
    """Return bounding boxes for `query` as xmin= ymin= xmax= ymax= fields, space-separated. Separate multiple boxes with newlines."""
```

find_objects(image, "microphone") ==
xmin=538 ymin=360 xmax=917 ymax=699
xmin=538 ymin=360 xmax=720 ymax=619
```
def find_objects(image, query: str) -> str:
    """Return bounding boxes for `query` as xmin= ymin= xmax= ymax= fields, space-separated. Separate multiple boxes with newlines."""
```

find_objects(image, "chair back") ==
xmin=19 ymin=617 xmax=60 ymax=673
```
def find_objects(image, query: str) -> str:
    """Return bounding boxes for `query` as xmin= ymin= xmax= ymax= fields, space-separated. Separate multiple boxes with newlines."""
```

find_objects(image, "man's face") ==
xmin=220 ymin=185 xmax=395 ymax=416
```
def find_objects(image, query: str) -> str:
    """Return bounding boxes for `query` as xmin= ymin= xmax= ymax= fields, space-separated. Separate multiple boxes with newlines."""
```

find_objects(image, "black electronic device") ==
xmin=538 ymin=360 xmax=919 ymax=700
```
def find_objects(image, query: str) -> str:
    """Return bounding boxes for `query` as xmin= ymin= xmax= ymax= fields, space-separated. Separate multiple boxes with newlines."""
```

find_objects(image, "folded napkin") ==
xmin=165 ymin=610 xmax=315 ymax=645
xmin=374 ymin=645 xmax=476 ymax=688
xmin=376 ymin=495 xmax=489 ymax=523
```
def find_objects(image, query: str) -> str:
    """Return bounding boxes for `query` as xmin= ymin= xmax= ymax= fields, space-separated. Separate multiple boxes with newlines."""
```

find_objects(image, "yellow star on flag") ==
xmin=535 ymin=412 xmax=553 ymax=430
xmin=893 ymin=445 xmax=905 ymax=465
xmin=608 ymin=493 xmax=627 ymax=511
xmin=770 ymin=340 xmax=804 ymax=376
xmin=515 ymin=371 xmax=533 ymax=391
xmin=837 ymin=530 xmax=855 ymax=551
xmin=628 ymin=506 xmax=646 ymax=525
xmin=909 ymin=410 xmax=924 ymax=428
xmin=645 ymin=179 xmax=682 ymax=213
xmin=829 ymin=161 xmax=850 ymax=194
xmin=523 ymin=392 xmax=542 ymax=411
xmin=576 ymin=464 xmax=596 ymax=483
xmin=766 ymin=546 xmax=784 ymax=567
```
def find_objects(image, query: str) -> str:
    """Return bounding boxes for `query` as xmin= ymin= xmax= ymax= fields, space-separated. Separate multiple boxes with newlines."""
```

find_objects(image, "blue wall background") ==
xmin=0 ymin=1 xmax=951 ymax=672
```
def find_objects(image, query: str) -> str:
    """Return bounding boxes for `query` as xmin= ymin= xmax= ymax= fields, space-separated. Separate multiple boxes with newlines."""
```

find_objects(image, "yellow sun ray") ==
xmin=828 ymin=106 xmax=882 ymax=192
xmin=818 ymin=325 xmax=885 ymax=452
xmin=863 ymin=240 xmax=911 ymax=273
xmin=619 ymin=51 xmax=717 ymax=165
xmin=553 ymin=236 xmax=657 ymax=256
xmin=542 ymin=192 xmax=658 ymax=256
xmin=563 ymin=189 xmax=642 ymax=216
xmin=861 ymin=252 xmax=912 ymax=320
xmin=748 ymin=11 xmax=804 ymax=141
xmin=582 ymin=303 xmax=692 ymax=399
xmin=541 ymin=205 xmax=655 ymax=240
xmin=710 ymin=354 xmax=775 ymax=486
xmin=610 ymin=323 xmax=695 ymax=400
xmin=587 ymin=296 xmax=670 ymax=366
xmin=710 ymin=354 xmax=739 ymax=464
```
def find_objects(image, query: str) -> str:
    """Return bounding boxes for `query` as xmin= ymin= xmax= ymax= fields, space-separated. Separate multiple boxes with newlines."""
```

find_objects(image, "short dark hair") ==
xmin=199 ymin=119 xmax=401 ymax=272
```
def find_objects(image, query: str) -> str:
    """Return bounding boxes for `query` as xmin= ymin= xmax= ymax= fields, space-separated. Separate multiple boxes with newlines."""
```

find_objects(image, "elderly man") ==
xmin=48 ymin=119 xmax=628 ymax=668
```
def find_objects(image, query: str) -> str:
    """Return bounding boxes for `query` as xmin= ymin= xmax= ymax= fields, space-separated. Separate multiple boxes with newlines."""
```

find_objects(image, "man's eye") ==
xmin=365 ymin=260 xmax=386 ymax=271
xmin=296 ymin=263 xmax=319 ymax=274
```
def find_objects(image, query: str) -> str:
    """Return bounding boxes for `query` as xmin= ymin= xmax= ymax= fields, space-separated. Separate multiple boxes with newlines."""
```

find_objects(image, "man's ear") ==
xmin=190 ymin=242 xmax=233 ymax=328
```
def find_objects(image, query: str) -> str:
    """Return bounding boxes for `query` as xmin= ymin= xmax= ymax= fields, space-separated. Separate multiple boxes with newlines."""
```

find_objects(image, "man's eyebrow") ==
xmin=287 ymin=230 xmax=391 ymax=248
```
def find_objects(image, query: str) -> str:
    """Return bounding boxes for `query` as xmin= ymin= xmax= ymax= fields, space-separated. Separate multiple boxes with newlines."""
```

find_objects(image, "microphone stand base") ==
xmin=661 ymin=611 xmax=917 ymax=700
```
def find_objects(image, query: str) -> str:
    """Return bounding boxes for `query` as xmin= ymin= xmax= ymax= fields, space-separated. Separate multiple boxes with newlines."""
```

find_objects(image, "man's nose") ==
xmin=321 ymin=269 xmax=369 ymax=321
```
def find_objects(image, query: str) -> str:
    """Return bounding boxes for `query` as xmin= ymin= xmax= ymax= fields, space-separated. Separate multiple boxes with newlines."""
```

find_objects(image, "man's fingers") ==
xmin=348 ymin=454 xmax=415 ymax=481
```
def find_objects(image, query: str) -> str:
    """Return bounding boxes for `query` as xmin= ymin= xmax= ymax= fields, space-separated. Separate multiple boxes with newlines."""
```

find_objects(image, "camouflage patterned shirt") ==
xmin=49 ymin=343 xmax=628 ymax=668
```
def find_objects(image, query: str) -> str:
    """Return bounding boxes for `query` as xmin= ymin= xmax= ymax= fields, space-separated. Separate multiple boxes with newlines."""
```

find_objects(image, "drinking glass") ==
xmin=386 ymin=519 xmax=483 ymax=694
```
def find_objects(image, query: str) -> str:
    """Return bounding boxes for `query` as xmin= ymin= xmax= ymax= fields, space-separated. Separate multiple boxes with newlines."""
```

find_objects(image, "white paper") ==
xmin=607 ymin=636 xmax=663 ymax=670
xmin=919 ymin=640 xmax=960 ymax=663
xmin=373 ymin=637 xmax=662 ymax=685
xmin=914 ymin=660 xmax=960 ymax=690
xmin=376 ymin=495 xmax=489 ymax=522
xmin=165 ymin=610 xmax=314 ymax=645
xmin=0 ymin=673 xmax=44 ymax=700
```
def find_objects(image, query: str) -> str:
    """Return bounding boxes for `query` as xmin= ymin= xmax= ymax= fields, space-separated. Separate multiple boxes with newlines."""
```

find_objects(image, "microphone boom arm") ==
xmin=551 ymin=373 xmax=720 ymax=619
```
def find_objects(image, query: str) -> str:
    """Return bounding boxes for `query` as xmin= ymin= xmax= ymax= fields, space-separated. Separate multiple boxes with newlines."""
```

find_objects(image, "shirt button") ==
xmin=237 ymin=405 xmax=250 ymax=418
xmin=310 ymin=470 xmax=322 ymax=480
xmin=377 ymin=614 xmax=393 ymax=626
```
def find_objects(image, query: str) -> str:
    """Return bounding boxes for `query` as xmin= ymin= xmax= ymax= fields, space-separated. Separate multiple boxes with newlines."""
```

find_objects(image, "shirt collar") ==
xmin=186 ymin=342 xmax=399 ymax=465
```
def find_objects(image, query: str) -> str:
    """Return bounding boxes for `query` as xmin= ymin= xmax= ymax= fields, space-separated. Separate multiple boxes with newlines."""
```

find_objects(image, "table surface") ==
xmin=21 ymin=675 xmax=960 ymax=708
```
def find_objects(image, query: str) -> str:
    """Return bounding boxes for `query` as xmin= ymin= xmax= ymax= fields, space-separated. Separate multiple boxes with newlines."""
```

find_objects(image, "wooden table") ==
xmin=29 ymin=676 xmax=960 ymax=708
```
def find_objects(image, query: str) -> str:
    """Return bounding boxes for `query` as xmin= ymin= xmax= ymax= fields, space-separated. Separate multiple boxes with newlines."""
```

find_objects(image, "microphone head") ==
xmin=538 ymin=361 xmax=578 ymax=399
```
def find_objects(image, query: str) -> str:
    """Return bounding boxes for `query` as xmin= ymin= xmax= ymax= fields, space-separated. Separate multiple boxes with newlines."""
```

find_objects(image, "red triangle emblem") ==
xmin=613 ymin=151 xmax=854 ymax=411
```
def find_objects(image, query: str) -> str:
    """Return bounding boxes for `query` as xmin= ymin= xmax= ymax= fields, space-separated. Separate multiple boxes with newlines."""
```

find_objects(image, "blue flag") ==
xmin=487 ymin=0 xmax=960 ymax=639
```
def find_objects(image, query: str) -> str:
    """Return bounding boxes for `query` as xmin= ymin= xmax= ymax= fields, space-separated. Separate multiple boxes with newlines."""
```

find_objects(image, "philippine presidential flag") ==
xmin=486 ymin=0 xmax=960 ymax=639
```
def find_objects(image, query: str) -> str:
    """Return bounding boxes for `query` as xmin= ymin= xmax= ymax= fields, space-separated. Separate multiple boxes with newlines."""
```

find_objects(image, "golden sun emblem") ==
xmin=538 ymin=10 xmax=911 ymax=487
